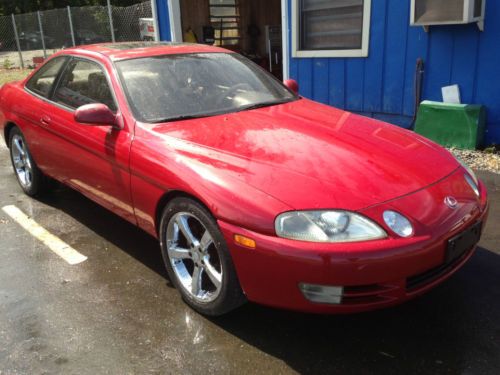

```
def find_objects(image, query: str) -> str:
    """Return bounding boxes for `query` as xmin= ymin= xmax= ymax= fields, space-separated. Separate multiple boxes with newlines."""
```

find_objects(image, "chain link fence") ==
xmin=113 ymin=1 xmax=154 ymax=42
xmin=41 ymin=8 xmax=72 ymax=50
xmin=0 ymin=1 xmax=153 ymax=69
xmin=72 ymin=6 xmax=113 ymax=46
xmin=0 ymin=15 xmax=19 ymax=69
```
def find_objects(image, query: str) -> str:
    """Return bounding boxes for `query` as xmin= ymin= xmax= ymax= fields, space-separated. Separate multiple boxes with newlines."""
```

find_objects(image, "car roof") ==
xmin=63 ymin=42 xmax=232 ymax=61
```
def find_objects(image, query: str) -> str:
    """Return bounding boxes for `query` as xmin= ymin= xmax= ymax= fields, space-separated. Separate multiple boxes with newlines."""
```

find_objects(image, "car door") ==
xmin=21 ymin=56 xmax=69 ymax=175
xmin=40 ymin=57 xmax=135 ymax=224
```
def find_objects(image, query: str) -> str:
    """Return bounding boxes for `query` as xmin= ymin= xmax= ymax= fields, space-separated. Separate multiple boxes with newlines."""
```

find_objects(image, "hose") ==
xmin=410 ymin=58 xmax=424 ymax=130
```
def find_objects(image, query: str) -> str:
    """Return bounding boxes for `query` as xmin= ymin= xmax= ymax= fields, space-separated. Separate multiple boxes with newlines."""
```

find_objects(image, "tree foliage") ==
xmin=0 ymin=0 xmax=144 ymax=16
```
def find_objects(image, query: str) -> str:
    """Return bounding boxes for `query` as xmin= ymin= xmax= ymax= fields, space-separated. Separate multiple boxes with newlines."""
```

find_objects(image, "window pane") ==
xmin=220 ymin=39 xmax=240 ymax=45
xmin=209 ymin=0 xmax=240 ymax=46
xmin=210 ymin=19 xmax=239 ymax=25
xmin=210 ymin=6 xmax=238 ymax=18
xmin=26 ymin=57 xmax=67 ymax=98
xmin=300 ymin=0 xmax=364 ymax=51
xmin=54 ymin=59 xmax=116 ymax=112
xmin=414 ymin=0 xmax=464 ymax=23
xmin=214 ymin=29 xmax=240 ymax=38
xmin=209 ymin=0 xmax=237 ymax=5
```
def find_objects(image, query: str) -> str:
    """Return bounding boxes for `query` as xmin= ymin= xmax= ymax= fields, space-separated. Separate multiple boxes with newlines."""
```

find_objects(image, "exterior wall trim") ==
xmin=167 ymin=0 xmax=182 ymax=42
xmin=151 ymin=0 xmax=161 ymax=41
xmin=281 ymin=0 xmax=290 ymax=79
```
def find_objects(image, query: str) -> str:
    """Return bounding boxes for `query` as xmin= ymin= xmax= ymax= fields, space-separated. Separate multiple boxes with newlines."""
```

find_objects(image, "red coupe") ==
xmin=0 ymin=43 xmax=489 ymax=315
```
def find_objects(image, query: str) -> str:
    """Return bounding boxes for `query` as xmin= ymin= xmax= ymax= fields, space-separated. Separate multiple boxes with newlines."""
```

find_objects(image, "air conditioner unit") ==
xmin=410 ymin=0 xmax=486 ymax=31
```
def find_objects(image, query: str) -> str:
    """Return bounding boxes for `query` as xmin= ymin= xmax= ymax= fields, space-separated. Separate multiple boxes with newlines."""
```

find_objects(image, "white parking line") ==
xmin=1 ymin=205 xmax=87 ymax=265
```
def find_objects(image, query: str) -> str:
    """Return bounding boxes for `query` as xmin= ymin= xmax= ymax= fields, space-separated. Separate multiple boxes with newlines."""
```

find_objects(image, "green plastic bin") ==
xmin=414 ymin=101 xmax=486 ymax=150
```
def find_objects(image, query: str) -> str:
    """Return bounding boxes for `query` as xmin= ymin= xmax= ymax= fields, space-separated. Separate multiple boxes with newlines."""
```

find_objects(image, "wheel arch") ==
xmin=3 ymin=121 xmax=17 ymax=147
xmin=154 ymin=190 xmax=215 ymax=236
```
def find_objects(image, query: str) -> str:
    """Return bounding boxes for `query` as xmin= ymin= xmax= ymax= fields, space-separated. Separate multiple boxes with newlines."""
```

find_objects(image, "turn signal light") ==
xmin=234 ymin=234 xmax=256 ymax=249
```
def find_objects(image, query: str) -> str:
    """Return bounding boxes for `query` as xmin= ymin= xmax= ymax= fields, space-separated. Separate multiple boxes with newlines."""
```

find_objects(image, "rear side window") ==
xmin=25 ymin=56 xmax=67 ymax=98
xmin=53 ymin=59 xmax=117 ymax=112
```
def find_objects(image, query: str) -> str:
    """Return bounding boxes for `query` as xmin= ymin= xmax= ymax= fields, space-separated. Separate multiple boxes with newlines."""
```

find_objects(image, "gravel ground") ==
xmin=448 ymin=148 xmax=500 ymax=174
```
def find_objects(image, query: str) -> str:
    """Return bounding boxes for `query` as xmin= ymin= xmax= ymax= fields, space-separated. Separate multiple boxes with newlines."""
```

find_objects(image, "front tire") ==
xmin=159 ymin=197 xmax=246 ymax=316
xmin=8 ymin=127 xmax=48 ymax=196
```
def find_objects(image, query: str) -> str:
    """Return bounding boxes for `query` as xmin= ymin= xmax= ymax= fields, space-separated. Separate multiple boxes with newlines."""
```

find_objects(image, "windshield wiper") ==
xmin=236 ymin=98 xmax=295 ymax=112
xmin=148 ymin=99 xmax=296 ymax=123
xmin=149 ymin=113 xmax=215 ymax=123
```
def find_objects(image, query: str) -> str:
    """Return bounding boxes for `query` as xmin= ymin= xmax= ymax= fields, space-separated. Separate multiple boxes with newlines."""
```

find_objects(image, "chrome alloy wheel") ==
xmin=10 ymin=134 xmax=33 ymax=188
xmin=166 ymin=212 xmax=223 ymax=303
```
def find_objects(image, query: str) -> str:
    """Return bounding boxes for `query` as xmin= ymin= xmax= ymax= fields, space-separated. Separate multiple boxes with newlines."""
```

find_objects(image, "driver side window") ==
xmin=54 ymin=59 xmax=117 ymax=112
xmin=25 ymin=56 xmax=67 ymax=98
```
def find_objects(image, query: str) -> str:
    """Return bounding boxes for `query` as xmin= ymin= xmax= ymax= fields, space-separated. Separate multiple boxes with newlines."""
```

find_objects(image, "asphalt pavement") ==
xmin=0 ymin=141 xmax=499 ymax=375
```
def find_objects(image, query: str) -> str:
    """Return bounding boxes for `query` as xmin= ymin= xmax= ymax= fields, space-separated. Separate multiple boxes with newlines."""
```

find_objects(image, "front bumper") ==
xmin=219 ymin=171 xmax=489 ymax=313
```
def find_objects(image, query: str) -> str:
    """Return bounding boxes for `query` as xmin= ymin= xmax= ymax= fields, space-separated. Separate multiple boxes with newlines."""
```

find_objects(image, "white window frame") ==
xmin=292 ymin=0 xmax=372 ymax=58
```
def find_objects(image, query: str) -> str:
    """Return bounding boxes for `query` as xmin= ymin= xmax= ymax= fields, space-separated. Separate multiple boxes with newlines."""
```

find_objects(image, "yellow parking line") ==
xmin=1 ymin=205 xmax=87 ymax=265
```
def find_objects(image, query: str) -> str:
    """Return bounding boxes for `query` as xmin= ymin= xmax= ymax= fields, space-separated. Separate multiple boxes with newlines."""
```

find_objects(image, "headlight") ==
xmin=383 ymin=210 xmax=413 ymax=237
xmin=275 ymin=210 xmax=387 ymax=243
xmin=455 ymin=155 xmax=478 ymax=186
xmin=454 ymin=155 xmax=480 ymax=197
xmin=464 ymin=174 xmax=479 ymax=197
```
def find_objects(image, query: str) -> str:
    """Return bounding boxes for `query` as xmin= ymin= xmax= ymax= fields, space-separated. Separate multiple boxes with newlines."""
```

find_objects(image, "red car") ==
xmin=0 ymin=42 xmax=489 ymax=316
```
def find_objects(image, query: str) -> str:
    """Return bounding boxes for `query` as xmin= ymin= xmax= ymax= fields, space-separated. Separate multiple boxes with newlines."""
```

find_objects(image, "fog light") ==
xmin=299 ymin=283 xmax=343 ymax=304
xmin=383 ymin=210 xmax=413 ymax=237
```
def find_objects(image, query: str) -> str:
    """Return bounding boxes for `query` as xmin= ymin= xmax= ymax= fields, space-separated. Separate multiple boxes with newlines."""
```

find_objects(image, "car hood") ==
xmin=149 ymin=99 xmax=459 ymax=211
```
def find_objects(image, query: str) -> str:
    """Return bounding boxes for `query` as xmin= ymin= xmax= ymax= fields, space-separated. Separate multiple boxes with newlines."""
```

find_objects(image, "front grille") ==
xmin=342 ymin=295 xmax=392 ymax=305
xmin=342 ymin=284 xmax=397 ymax=305
xmin=406 ymin=248 xmax=472 ymax=292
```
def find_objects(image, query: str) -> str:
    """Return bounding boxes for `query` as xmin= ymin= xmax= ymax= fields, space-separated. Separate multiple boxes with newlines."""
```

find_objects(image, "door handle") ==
xmin=40 ymin=115 xmax=51 ymax=126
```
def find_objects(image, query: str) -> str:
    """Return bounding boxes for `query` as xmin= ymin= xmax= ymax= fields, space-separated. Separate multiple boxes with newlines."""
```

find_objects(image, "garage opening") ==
xmin=178 ymin=0 xmax=283 ymax=79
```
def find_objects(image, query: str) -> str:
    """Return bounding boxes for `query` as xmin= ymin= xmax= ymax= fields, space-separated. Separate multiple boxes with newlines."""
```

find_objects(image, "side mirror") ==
xmin=284 ymin=79 xmax=299 ymax=95
xmin=74 ymin=103 xmax=118 ymax=127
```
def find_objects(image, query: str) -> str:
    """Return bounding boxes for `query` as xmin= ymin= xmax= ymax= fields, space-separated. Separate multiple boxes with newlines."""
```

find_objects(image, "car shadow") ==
xmin=37 ymin=183 xmax=170 ymax=282
xmin=207 ymin=246 xmax=500 ymax=374
xmin=37 ymin=183 xmax=500 ymax=374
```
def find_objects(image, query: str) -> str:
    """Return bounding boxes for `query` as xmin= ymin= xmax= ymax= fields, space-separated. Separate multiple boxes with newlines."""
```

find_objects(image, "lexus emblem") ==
xmin=444 ymin=196 xmax=458 ymax=209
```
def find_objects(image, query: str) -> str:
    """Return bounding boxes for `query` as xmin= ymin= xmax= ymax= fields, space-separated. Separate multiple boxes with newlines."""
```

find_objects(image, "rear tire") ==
xmin=159 ymin=197 xmax=246 ymax=316
xmin=8 ymin=127 xmax=48 ymax=197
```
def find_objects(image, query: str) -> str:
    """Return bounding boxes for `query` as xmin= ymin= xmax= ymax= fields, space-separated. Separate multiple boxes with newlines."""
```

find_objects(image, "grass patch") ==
xmin=0 ymin=69 xmax=32 ymax=87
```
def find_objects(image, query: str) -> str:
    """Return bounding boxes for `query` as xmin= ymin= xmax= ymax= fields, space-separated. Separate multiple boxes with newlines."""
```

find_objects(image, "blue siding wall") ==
xmin=288 ymin=0 xmax=500 ymax=145
xmin=156 ymin=0 xmax=171 ymax=41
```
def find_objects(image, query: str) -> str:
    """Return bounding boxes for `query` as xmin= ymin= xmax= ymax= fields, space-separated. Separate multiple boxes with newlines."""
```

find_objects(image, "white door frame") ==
xmin=151 ymin=0 xmax=161 ymax=41
xmin=168 ymin=0 xmax=182 ymax=42
xmin=167 ymin=0 xmax=289 ymax=79
xmin=281 ymin=0 xmax=290 ymax=79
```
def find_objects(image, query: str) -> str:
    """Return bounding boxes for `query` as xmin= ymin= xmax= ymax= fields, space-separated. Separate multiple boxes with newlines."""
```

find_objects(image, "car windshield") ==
xmin=116 ymin=53 xmax=297 ymax=123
